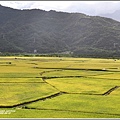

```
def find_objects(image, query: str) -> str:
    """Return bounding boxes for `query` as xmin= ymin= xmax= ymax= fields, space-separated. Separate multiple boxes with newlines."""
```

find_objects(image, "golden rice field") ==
xmin=0 ymin=56 xmax=120 ymax=118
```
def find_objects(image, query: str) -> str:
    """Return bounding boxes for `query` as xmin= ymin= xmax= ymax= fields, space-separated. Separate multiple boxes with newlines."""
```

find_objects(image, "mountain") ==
xmin=99 ymin=10 xmax=120 ymax=22
xmin=1 ymin=5 xmax=120 ymax=57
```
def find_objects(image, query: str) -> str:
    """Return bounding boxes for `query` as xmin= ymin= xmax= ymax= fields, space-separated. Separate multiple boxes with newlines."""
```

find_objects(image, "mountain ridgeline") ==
xmin=100 ymin=10 xmax=120 ymax=22
xmin=1 ymin=5 xmax=120 ymax=57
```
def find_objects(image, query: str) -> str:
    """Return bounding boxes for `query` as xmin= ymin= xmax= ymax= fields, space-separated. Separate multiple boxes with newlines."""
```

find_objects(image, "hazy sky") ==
xmin=0 ymin=1 xmax=120 ymax=15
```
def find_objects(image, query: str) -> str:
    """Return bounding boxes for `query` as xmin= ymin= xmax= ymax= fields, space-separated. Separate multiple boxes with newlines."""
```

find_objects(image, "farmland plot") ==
xmin=0 ymin=57 xmax=120 ymax=118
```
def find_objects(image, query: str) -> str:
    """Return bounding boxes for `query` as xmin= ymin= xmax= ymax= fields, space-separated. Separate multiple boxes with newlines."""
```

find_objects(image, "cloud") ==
xmin=0 ymin=1 xmax=120 ymax=15
xmin=65 ymin=1 xmax=120 ymax=15
xmin=64 ymin=2 xmax=96 ymax=15
xmin=0 ymin=1 xmax=73 ymax=11
xmin=91 ymin=2 xmax=120 ymax=15
xmin=24 ymin=1 xmax=74 ymax=11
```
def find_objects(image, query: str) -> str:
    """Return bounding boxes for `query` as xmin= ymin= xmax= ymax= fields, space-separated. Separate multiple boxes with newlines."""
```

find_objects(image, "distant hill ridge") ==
xmin=1 ymin=5 xmax=120 ymax=57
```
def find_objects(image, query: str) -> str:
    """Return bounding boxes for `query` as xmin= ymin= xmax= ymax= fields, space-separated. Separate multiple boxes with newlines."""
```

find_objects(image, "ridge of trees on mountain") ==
xmin=1 ymin=5 xmax=120 ymax=58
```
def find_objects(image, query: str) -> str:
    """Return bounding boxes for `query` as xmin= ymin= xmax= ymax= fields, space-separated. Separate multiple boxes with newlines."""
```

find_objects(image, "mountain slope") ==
xmin=1 ymin=5 xmax=120 ymax=57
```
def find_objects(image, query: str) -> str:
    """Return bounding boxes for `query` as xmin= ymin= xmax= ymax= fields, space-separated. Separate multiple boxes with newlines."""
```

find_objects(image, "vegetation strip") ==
xmin=65 ymin=86 xmax=120 ymax=96
xmin=102 ymin=86 xmax=120 ymax=96
xmin=24 ymin=107 xmax=120 ymax=117
xmin=42 ymin=78 xmax=60 ymax=91
xmin=35 ymin=67 xmax=110 ymax=71
xmin=40 ymin=69 xmax=63 ymax=76
xmin=0 ymin=92 xmax=64 ymax=108
xmin=85 ymin=76 xmax=120 ymax=81
xmin=42 ymin=75 xmax=120 ymax=80
xmin=42 ymin=76 xmax=83 ymax=80
xmin=0 ymin=77 xmax=41 ymax=78
xmin=0 ymin=82 xmax=45 ymax=83
xmin=62 ymin=92 xmax=102 ymax=95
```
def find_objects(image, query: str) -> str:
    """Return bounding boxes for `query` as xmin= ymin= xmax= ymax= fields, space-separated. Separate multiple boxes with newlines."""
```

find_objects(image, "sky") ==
xmin=0 ymin=1 xmax=120 ymax=15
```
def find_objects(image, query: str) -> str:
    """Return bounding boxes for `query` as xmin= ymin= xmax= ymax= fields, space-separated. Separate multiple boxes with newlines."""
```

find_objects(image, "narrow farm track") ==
xmin=24 ymin=107 xmax=120 ymax=117
xmin=42 ymin=79 xmax=60 ymax=91
xmin=0 ymin=92 xmax=64 ymax=108
xmin=84 ymin=76 xmax=120 ymax=81
xmin=34 ymin=67 xmax=111 ymax=72
xmin=86 ymin=72 xmax=115 ymax=77
xmin=0 ymin=77 xmax=41 ymax=78
xmin=102 ymin=86 xmax=120 ymax=96
xmin=60 ymin=92 xmax=102 ymax=95
xmin=39 ymin=69 xmax=63 ymax=76
xmin=0 ymin=82 xmax=45 ymax=83
xmin=40 ymin=69 xmax=65 ymax=91
xmin=42 ymin=76 xmax=83 ymax=80
xmin=41 ymin=75 xmax=120 ymax=80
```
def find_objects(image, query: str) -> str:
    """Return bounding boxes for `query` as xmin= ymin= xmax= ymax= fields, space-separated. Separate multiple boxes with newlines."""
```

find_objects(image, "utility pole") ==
xmin=33 ymin=33 xmax=37 ymax=53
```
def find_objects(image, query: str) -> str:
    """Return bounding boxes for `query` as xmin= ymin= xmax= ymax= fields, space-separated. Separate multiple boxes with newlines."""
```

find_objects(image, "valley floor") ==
xmin=0 ymin=56 xmax=120 ymax=118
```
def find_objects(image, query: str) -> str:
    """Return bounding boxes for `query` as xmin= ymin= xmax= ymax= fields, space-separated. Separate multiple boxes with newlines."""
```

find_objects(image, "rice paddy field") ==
xmin=0 ymin=56 xmax=120 ymax=118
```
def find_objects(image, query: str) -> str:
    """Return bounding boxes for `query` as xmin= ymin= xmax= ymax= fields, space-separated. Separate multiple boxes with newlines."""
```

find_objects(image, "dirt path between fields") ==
xmin=40 ymin=69 xmax=63 ymax=76
xmin=0 ymin=82 xmax=45 ymax=83
xmin=35 ymin=67 xmax=110 ymax=71
xmin=102 ymin=86 xmax=120 ymax=96
xmin=0 ymin=92 xmax=64 ymax=108
xmin=24 ymin=106 xmax=120 ymax=117
xmin=58 ymin=86 xmax=120 ymax=96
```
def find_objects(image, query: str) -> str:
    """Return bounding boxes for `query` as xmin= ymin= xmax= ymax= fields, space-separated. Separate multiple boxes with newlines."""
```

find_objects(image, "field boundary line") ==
xmin=0 ymin=92 xmax=64 ymax=108
xmin=102 ymin=86 xmax=120 ymax=96
xmin=24 ymin=107 xmax=120 ymax=117
xmin=0 ymin=82 xmax=45 ymax=83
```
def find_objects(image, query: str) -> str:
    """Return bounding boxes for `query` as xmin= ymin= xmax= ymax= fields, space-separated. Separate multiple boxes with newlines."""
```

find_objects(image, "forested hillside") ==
xmin=1 ymin=5 xmax=120 ymax=57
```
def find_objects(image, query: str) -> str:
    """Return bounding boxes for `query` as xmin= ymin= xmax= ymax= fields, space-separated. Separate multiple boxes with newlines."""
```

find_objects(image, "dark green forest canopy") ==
xmin=0 ymin=5 xmax=120 ymax=58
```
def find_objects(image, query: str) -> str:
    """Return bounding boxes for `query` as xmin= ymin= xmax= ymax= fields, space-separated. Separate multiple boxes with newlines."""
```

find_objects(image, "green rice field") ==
xmin=0 ymin=56 xmax=120 ymax=118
